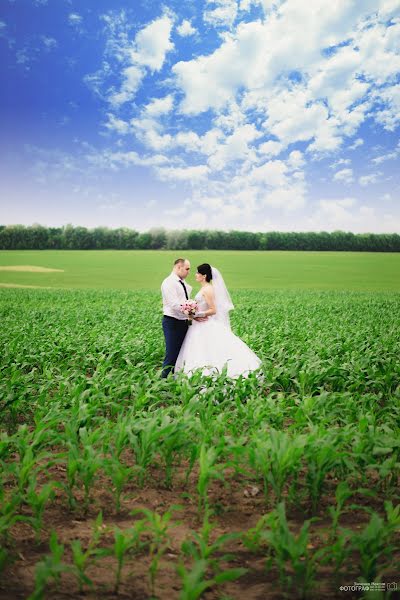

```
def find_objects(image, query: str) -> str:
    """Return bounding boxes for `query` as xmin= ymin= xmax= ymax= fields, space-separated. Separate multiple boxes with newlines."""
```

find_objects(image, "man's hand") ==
xmin=194 ymin=316 xmax=208 ymax=322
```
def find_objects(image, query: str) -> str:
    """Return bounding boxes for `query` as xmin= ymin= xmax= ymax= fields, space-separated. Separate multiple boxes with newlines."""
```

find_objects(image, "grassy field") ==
xmin=0 ymin=249 xmax=400 ymax=290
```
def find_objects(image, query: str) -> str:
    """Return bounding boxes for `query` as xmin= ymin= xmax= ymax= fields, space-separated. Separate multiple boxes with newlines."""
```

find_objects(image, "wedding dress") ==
xmin=175 ymin=289 xmax=262 ymax=378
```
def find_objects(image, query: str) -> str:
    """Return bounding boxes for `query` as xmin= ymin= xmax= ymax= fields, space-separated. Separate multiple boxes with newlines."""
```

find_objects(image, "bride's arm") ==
xmin=197 ymin=287 xmax=216 ymax=317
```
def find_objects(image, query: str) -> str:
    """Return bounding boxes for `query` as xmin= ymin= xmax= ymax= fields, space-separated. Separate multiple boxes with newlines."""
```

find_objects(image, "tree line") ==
xmin=0 ymin=224 xmax=399 ymax=251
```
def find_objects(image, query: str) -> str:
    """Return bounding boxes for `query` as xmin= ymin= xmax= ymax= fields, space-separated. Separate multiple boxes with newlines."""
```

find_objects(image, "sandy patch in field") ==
xmin=0 ymin=283 xmax=52 ymax=289
xmin=0 ymin=265 xmax=64 ymax=272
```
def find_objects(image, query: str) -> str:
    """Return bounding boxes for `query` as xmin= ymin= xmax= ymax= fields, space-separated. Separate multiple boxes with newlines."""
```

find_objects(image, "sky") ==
xmin=1 ymin=0 xmax=400 ymax=233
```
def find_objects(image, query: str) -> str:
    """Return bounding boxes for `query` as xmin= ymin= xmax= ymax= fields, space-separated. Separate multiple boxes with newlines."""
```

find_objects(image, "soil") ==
xmin=0 ymin=266 xmax=64 ymax=272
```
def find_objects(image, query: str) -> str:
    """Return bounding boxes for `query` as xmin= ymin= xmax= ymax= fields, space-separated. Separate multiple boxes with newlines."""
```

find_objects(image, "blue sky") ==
xmin=1 ymin=0 xmax=399 ymax=233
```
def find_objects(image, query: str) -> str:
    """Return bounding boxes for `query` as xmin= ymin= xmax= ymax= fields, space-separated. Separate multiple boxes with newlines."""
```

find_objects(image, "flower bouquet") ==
xmin=180 ymin=300 xmax=198 ymax=325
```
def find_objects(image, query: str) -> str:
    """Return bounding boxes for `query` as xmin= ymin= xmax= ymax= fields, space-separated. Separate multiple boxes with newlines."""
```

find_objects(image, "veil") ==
xmin=211 ymin=266 xmax=234 ymax=329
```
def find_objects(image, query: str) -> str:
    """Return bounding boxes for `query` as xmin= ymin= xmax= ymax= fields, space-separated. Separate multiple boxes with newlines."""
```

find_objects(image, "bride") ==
xmin=175 ymin=263 xmax=262 ymax=378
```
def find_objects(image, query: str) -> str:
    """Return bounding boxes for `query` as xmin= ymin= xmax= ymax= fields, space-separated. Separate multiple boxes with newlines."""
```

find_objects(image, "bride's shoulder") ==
xmin=202 ymin=284 xmax=215 ymax=298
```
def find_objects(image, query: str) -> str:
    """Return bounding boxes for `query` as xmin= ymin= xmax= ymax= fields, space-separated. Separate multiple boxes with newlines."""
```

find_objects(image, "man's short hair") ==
xmin=174 ymin=258 xmax=186 ymax=266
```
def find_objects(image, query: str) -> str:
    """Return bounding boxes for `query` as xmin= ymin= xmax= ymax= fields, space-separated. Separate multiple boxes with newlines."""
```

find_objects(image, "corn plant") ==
xmin=70 ymin=512 xmax=108 ymax=593
xmin=25 ymin=478 xmax=58 ymax=543
xmin=322 ymin=529 xmax=352 ymax=587
xmin=104 ymin=457 xmax=133 ymax=513
xmin=131 ymin=506 xmax=179 ymax=598
xmin=28 ymin=531 xmax=71 ymax=600
xmin=0 ymin=489 xmax=26 ymax=572
xmin=178 ymin=503 xmax=247 ymax=599
xmin=157 ymin=416 xmax=193 ymax=488
xmin=327 ymin=481 xmax=354 ymax=540
xmin=129 ymin=416 xmax=166 ymax=487
xmin=349 ymin=502 xmax=400 ymax=583
xmin=0 ymin=488 xmax=28 ymax=547
xmin=305 ymin=430 xmax=341 ymax=514
xmin=177 ymin=557 xmax=246 ymax=600
xmin=197 ymin=444 xmax=225 ymax=516
xmin=249 ymin=502 xmax=324 ymax=598
xmin=112 ymin=520 xmax=147 ymax=594
xmin=249 ymin=429 xmax=306 ymax=504
xmin=63 ymin=428 xmax=104 ymax=513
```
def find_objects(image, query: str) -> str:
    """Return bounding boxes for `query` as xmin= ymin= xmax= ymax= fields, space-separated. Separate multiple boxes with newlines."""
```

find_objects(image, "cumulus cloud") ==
xmin=90 ymin=13 xmax=175 ymax=107
xmin=104 ymin=113 xmax=130 ymax=135
xmin=333 ymin=168 xmax=354 ymax=184
xmin=109 ymin=65 xmax=144 ymax=106
xmin=129 ymin=15 xmax=174 ymax=72
xmin=42 ymin=36 xmax=57 ymax=49
xmin=68 ymin=13 xmax=83 ymax=26
xmin=359 ymin=173 xmax=381 ymax=186
xmin=176 ymin=20 xmax=197 ymax=37
xmin=144 ymin=95 xmax=174 ymax=117
xmin=156 ymin=164 xmax=209 ymax=181
xmin=203 ymin=0 xmax=238 ymax=28
xmin=87 ymin=1 xmax=400 ymax=230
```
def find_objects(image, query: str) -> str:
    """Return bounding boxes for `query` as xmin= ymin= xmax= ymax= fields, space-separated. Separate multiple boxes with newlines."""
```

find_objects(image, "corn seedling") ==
xmin=25 ymin=478 xmax=58 ymax=543
xmin=131 ymin=506 xmax=179 ymax=597
xmin=256 ymin=502 xmax=324 ymax=598
xmin=70 ymin=511 xmax=108 ymax=592
xmin=104 ymin=457 xmax=133 ymax=513
xmin=28 ymin=531 xmax=71 ymax=600
xmin=197 ymin=444 xmax=225 ymax=516
xmin=112 ymin=520 xmax=147 ymax=594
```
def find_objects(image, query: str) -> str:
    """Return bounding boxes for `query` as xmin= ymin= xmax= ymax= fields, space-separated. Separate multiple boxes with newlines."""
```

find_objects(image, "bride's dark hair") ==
xmin=197 ymin=263 xmax=213 ymax=282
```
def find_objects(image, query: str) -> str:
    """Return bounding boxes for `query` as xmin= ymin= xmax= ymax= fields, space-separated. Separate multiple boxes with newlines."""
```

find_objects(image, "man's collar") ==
xmin=171 ymin=271 xmax=181 ymax=281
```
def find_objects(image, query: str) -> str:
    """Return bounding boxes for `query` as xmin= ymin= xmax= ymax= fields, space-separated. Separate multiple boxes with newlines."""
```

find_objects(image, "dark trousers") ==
xmin=161 ymin=315 xmax=188 ymax=378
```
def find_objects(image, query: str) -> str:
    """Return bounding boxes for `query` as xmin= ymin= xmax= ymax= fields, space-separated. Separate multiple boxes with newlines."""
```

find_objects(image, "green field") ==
xmin=1 ymin=249 xmax=399 ymax=290
xmin=1 ymin=251 xmax=399 ymax=599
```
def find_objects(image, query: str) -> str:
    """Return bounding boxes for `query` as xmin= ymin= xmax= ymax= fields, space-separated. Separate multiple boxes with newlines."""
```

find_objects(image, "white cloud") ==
xmin=42 ymin=36 xmax=57 ymax=49
xmin=144 ymin=95 xmax=174 ymax=117
xmin=349 ymin=138 xmax=363 ymax=150
xmin=204 ymin=0 xmax=238 ymax=29
xmin=104 ymin=113 xmax=130 ymax=135
xmin=287 ymin=150 xmax=305 ymax=169
xmin=109 ymin=65 xmax=144 ymax=106
xmin=84 ymin=2 xmax=400 ymax=232
xmin=372 ymin=84 xmax=400 ymax=131
xmin=68 ymin=13 xmax=83 ymax=26
xmin=333 ymin=168 xmax=354 ymax=184
xmin=330 ymin=158 xmax=351 ymax=169
xmin=207 ymin=123 xmax=260 ymax=170
xmin=381 ymin=192 xmax=392 ymax=201
xmin=359 ymin=173 xmax=381 ymax=186
xmin=156 ymin=164 xmax=209 ymax=181
xmin=372 ymin=150 xmax=398 ymax=164
xmin=100 ymin=14 xmax=175 ymax=107
xmin=306 ymin=198 xmax=400 ymax=233
xmin=250 ymin=160 xmax=288 ymax=187
xmin=258 ymin=140 xmax=283 ymax=157
xmin=129 ymin=15 xmax=174 ymax=72
xmin=313 ymin=197 xmax=358 ymax=228
xmin=176 ymin=20 xmax=197 ymax=37
xmin=87 ymin=150 xmax=169 ymax=169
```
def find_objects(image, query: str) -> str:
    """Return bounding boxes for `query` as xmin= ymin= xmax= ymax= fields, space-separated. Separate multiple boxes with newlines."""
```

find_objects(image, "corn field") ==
xmin=1 ymin=287 xmax=399 ymax=599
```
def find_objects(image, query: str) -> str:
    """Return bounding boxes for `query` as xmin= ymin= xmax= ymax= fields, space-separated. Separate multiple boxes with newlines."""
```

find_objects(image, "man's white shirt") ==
xmin=161 ymin=272 xmax=193 ymax=320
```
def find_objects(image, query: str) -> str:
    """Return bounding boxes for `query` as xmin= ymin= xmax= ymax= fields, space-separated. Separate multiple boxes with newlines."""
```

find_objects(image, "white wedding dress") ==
xmin=175 ymin=290 xmax=262 ymax=378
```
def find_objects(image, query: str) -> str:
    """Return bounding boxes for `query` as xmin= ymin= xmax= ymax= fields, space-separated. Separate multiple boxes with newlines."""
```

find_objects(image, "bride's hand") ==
xmin=194 ymin=315 xmax=208 ymax=322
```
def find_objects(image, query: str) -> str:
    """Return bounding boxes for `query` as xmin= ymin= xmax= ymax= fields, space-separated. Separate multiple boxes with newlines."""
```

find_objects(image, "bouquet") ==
xmin=180 ymin=300 xmax=198 ymax=326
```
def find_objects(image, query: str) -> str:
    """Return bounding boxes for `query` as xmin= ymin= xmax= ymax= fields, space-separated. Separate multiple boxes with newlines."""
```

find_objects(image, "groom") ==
xmin=161 ymin=258 xmax=192 ymax=378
